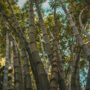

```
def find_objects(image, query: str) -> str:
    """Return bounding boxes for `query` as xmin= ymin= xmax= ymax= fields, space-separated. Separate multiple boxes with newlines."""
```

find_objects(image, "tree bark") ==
xmin=2 ymin=31 xmax=10 ymax=90
xmin=12 ymin=39 xmax=25 ymax=90
xmin=71 ymin=48 xmax=81 ymax=90
xmin=29 ymin=0 xmax=50 ymax=90
xmin=19 ymin=44 xmax=33 ymax=90
xmin=53 ymin=6 xmax=67 ymax=90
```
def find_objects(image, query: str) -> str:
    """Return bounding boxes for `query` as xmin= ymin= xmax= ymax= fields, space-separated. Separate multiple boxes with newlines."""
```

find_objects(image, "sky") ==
xmin=18 ymin=0 xmax=27 ymax=7
xmin=18 ymin=0 xmax=49 ymax=9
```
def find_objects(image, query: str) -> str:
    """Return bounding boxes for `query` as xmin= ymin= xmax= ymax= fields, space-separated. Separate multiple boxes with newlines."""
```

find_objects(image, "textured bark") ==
xmin=2 ymin=32 xmax=10 ymax=90
xmin=29 ymin=1 xmax=50 ymax=90
xmin=34 ymin=0 xmax=52 ymax=56
xmin=71 ymin=48 xmax=81 ymax=90
xmin=20 ymin=45 xmax=33 ymax=90
xmin=8 ymin=38 xmax=13 ymax=90
xmin=53 ymin=6 xmax=67 ymax=90
xmin=34 ymin=1 xmax=59 ymax=89
xmin=12 ymin=40 xmax=25 ymax=90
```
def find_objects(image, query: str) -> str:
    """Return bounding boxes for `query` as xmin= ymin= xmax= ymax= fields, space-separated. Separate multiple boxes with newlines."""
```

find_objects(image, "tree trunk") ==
xmin=53 ymin=6 xmax=67 ymax=90
xmin=12 ymin=39 xmax=25 ymax=90
xmin=29 ymin=0 xmax=50 ymax=90
xmin=20 ymin=44 xmax=33 ymax=90
xmin=71 ymin=48 xmax=81 ymax=90
xmin=2 ymin=31 xmax=10 ymax=90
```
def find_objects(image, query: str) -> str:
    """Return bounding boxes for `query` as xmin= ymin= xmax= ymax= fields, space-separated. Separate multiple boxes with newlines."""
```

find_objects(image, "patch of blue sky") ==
xmin=42 ymin=0 xmax=50 ymax=9
xmin=18 ymin=0 xmax=49 ymax=9
xmin=18 ymin=0 xmax=27 ymax=8
xmin=41 ymin=0 xmax=51 ymax=15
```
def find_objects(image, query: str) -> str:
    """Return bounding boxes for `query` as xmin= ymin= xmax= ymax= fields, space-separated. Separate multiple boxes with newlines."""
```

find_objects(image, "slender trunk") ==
xmin=8 ymin=38 xmax=13 ymax=90
xmin=34 ymin=0 xmax=52 ymax=57
xmin=71 ymin=48 xmax=81 ymax=90
xmin=76 ymin=67 xmax=81 ymax=90
xmin=29 ymin=1 xmax=50 ymax=90
xmin=20 ymin=45 xmax=33 ymax=90
xmin=53 ymin=6 xmax=67 ymax=90
xmin=2 ymin=31 xmax=10 ymax=90
xmin=12 ymin=39 xmax=25 ymax=90
xmin=65 ymin=45 xmax=75 ymax=90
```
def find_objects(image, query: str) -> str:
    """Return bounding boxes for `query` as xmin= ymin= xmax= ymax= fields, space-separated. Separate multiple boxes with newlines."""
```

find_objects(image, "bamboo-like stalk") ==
xmin=2 ymin=31 xmax=10 ymax=90
xmin=71 ymin=48 xmax=81 ymax=90
xmin=12 ymin=39 xmax=25 ymax=90
xmin=29 ymin=0 xmax=50 ymax=90
xmin=20 ymin=46 xmax=33 ymax=90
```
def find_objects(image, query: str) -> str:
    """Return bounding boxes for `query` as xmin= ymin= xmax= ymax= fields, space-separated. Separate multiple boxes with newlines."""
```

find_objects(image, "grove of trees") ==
xmin=0 ymin=0 xmax=90 ymax=90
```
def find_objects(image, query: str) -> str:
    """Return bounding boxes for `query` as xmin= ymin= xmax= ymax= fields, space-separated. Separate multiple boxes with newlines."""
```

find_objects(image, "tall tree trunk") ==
xmin=29 ymin=0 xmax=50 ymax=90
xmin=2 ymin=31 xmax=10 ymax=90
xmin=8 ymin=38 xmax=13 ymax=90
xmin=53 ymin=6 xmax=67 ymax=90
xmin=12 ymin=39 xmax=25 ymax=90
xmin=34 ymin=0 xmax=52 ymax=57
xmin=19 ymin=44 xmax=33 ymax=90
xmin=71 ymin=48 xmax=81 ymax=90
